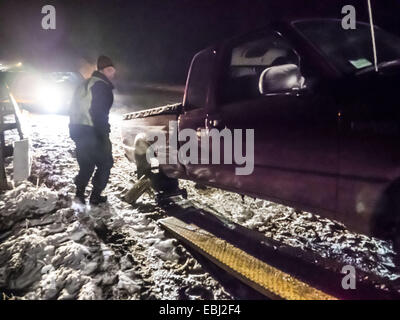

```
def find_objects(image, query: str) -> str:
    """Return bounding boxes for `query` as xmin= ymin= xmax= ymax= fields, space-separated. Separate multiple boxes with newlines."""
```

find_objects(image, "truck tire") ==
xmin=133 ymin=135 xmax=152 ymax=178
xmin=134 ymin=139 xmax=179 ymax=193
xmin=150 ymin=170 xmax=179 ymax=193
xmin=134 ymin=152 xmax=151 ymax=179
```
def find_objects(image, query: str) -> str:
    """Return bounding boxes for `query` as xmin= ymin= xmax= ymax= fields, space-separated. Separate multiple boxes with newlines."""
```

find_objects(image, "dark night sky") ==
xmin=1 ymin=0 xmax=400 ymax=84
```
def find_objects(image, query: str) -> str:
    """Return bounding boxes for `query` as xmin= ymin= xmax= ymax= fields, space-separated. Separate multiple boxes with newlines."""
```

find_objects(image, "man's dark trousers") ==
xmin=73 ymin=130 xmax=113 ymax=196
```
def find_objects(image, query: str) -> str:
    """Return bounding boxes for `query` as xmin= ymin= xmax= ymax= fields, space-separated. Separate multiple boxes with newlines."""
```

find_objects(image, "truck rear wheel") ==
xmin=134 ymin=152 xmax=151 ymax=179
xmin=134 ymin=142 xmax=179 ymax=193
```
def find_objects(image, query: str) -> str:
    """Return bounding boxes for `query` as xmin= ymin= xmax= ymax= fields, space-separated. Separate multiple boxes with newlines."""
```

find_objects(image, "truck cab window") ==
xmin=222 ymin=32 xmax=300 ymax=104
xmin=185 ymin=49 xmax=215 ymax=110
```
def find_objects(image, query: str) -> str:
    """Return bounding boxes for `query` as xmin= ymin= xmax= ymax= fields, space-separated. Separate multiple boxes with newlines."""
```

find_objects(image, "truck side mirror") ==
xmin=259 ymin=64 xmax=305 ymax=95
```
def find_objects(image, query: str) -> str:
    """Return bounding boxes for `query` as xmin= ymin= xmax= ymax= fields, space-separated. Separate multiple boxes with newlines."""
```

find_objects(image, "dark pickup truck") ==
xmin=122 ymin=19 xmax=400 ymax=248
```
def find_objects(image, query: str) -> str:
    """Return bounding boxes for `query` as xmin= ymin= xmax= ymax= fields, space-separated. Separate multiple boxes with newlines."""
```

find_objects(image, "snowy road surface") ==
xmin=1 ymin=111 xmax=400 ymax=299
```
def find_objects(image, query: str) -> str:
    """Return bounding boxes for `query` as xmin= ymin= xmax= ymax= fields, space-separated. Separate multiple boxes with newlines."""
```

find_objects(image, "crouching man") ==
xmin=69 ymin=56 xmax=116 ymax=205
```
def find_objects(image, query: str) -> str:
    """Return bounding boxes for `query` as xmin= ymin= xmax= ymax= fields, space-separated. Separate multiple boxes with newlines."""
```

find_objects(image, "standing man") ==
xmin=69 ymin=56 xmax=116 ymax=205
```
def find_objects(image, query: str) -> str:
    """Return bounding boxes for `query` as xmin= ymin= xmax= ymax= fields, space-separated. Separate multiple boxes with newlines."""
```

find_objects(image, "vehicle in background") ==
xmin=31 ymin=71 xmax=83 ymax=114
xmin=121 ymin=18 xmax=400 ymax=251
xmin=0 ymin=68 xmax=83 ymax=114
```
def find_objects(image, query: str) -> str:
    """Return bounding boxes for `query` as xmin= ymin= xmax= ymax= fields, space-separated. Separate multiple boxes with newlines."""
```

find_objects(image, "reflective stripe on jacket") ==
xmin=69 ymin=75 xmax=108 ymax=127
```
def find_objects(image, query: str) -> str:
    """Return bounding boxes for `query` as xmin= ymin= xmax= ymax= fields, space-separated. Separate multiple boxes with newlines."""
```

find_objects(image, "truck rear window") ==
xmin=222 ymin=32 xmax=299 ymax=104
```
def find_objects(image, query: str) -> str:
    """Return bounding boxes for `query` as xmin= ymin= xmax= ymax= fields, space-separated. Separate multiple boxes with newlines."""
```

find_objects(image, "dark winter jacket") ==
xmin=69 ymin=71 xmax=114 ymax=140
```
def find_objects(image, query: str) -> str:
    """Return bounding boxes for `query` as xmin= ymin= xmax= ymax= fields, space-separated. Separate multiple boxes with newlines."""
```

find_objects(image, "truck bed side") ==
xmin=122 ymin=103 xmax=182 ymax=121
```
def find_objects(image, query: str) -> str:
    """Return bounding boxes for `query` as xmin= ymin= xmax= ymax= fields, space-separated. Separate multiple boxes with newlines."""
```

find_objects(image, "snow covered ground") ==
xmin=0 ymin=114 xmax=231 ymax=300
xmin=183 ymin=182 xmax=400 ymax=282
xmin=1 ymin=111 xmax=400 ymax=300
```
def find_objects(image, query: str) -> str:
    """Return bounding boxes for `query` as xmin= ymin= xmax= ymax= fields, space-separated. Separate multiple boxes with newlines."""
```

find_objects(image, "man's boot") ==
xmin=90 ymin=191 xmax=108 ymax=205
xmin=75 ymin=186 xmax=86 ymax=204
